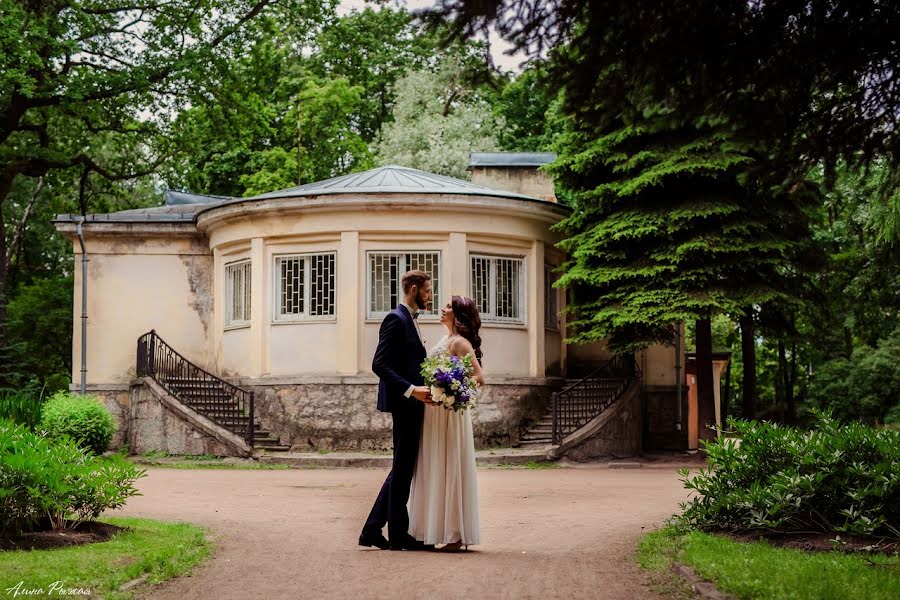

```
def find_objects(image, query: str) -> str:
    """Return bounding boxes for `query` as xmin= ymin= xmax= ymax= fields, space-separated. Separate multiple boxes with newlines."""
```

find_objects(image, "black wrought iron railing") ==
xmin=136 ymin=330 xmax=255 ymax=447
xmin=551 ymin=354 xmax=641 ymax=445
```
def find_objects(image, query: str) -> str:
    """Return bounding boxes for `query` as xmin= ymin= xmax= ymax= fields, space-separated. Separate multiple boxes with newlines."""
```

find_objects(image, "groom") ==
xmin=359 ymin=270 xmax=435 ymax=551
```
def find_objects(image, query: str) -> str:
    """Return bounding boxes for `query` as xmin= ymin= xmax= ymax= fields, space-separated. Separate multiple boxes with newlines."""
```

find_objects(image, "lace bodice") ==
xmin=427 ymin=334 xmax=457 ymax=359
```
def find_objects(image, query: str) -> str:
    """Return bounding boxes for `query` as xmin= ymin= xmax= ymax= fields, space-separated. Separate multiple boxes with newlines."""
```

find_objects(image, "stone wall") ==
xmin=240 ymin=375 xmax=562 ymax=452
xmin=77 ymin=377 xmax=562 ymax=455
xmin=127 ymin=382 xmax=234 ymax=456
xmin=643 ymin=384 xmax=688 ymax=451
xmin=551 ymin=382 xmax=642 ymax=461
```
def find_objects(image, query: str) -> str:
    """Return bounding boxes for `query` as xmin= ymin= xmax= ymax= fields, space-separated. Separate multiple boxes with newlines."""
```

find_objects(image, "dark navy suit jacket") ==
xmin=373 ymin=305 xmax=427 ymax=413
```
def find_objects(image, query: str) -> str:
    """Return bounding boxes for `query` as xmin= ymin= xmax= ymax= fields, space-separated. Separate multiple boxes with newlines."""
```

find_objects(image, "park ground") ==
xmin=107 ymin=466 xmax=688 ymax=600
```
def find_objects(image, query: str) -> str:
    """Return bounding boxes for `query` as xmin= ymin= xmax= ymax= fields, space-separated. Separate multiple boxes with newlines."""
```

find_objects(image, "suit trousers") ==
xmin=362 ymin=401 xmax=425 ymax=543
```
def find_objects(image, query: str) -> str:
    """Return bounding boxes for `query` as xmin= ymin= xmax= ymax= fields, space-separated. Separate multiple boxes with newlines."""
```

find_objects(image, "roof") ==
xmin=164 ymin=190 xmax=232 ymax=205
xmin=237 ymin=164 xmax=543 ymax=202
xmin=54 ymin=164 xmax=562 ymax=225
xmin=468 ymin=152 xmax=557 ymax=168
xmin=53 ymin=203 xmax=216 ymax=224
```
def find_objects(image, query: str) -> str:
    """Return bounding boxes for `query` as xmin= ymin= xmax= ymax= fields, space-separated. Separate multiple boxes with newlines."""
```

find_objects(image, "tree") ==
xmin=373 ymin=55 xmax=502 ymax=179
xmin=549 ymin=112 xmax=821 ymax=438
xmin=308 ymin=6 xmax=441 ymax=142
xmin=0 ymin=0 xmax=330 ymax=379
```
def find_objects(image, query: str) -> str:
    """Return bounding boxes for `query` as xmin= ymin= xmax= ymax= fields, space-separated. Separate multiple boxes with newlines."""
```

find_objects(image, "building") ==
xmin=53 ymin=155 xmax=712 ymax=458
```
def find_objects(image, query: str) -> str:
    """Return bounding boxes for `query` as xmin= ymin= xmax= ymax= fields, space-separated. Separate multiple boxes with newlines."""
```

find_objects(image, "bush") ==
xmin=808 ymin=325 xmax=900 ymax=424
xmin=675 ymin=412 xmax=900 ymax=538
xmin=0 ymin=419 xmax=145 ymax=535
xmin=0 ymin=390 xmax=44 ymax=429
xmin=39 ymin=392 xmax=116 ymax=455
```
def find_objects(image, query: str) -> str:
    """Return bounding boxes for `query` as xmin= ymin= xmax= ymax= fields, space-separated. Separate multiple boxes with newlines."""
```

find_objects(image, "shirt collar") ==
xmin=400 ymin=302 xmax=419 ymax=319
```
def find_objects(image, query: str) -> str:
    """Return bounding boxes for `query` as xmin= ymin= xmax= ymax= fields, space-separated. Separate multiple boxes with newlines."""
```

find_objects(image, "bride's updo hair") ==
xmin=451 ymin=295 xmax=483 ymax=364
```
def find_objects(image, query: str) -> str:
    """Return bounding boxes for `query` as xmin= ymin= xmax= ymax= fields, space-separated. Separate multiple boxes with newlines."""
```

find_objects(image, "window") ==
xmin=225 ymin=260 xmax=251 ymax=327
xmin=545 ymin=264 xmax=560 ymax=330
xmin=471 ymin=254 xmax=525 ymax=324
xmin=367 ymin=251 xmax=440 ymax=318
xmin=274 ymin=253 xmax=336 ymax=321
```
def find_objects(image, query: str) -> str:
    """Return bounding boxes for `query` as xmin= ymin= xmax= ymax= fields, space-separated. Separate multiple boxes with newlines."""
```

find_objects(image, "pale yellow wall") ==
xmin=220 ymin=327 xmax=250 ymax=376
xmin=69 ymin=235 xmax=212 ymax=385
xmin=470 ymin=167 xmax=557 ymax=203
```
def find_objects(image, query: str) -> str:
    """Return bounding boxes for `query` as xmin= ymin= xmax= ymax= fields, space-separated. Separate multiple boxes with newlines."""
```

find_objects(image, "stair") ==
xmin=518 ymin=411 xmax=555 ymax=446
xmin=160 ymin=376 xmax=291 ymax=452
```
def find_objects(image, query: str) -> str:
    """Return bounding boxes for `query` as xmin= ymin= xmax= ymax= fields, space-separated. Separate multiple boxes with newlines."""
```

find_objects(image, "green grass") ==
xmin=484 ymin=460 xmax=560 ymax=469
xmin=128 ymin=453 xmax=289 ymax=470
xmin=638 ymin=526 xmax=900 ymax=600
xmin=0 ymin=517 xmax=211 ymax=600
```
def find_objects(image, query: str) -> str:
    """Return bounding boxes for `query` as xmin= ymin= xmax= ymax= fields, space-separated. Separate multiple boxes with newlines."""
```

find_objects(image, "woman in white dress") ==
xmin=408 ymin=295 xmax=485 ymax=552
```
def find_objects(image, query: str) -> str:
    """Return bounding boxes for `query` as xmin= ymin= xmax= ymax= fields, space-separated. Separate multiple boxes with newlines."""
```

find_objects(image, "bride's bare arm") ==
xmin=449 ymin=337 xmax=485 ymax=387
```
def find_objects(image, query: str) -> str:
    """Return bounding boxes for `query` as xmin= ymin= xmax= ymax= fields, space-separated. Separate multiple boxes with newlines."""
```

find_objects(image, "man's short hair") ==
xmin=401 ymin=270 xmax=431 ymax=293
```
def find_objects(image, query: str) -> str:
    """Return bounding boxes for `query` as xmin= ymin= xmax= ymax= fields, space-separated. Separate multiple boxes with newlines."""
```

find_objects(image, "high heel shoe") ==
xmin=438 ymin=541 xmax=468 ymax=552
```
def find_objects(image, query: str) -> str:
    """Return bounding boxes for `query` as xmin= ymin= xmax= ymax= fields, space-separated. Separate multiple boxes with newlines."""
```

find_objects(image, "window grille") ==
xmin=470 ymin=254 xmax=524 ymax=324
xmin=545 ymin=264 xmax=560 ymax=330
xmin=275 ymin=253 xmax=336 ymax=321
xmin=225 ymin=260 xmax=251 ymax=326
xmin=368 ymin=251 xmax=440 ymax=318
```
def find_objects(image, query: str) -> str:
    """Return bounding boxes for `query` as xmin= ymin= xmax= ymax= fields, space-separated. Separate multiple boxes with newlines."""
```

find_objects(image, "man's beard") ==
xmin=415 ymin=290 xmax=429 ymax=311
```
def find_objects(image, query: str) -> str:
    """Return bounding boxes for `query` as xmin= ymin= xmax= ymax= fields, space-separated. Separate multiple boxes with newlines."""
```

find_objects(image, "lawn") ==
xmin=0 ymin=517 xmax=211 ymax=600
xmin=638 ymin=527 xmax=900 ymax=600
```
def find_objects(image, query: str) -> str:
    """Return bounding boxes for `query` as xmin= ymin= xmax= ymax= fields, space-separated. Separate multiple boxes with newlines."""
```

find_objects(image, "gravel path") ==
xmin=108 ymin=467 xmax=689 ymax=600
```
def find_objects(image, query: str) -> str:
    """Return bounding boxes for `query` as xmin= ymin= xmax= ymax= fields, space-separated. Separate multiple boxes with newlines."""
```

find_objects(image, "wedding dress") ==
xmin=408 ymin=333 xmax=481 ymax=545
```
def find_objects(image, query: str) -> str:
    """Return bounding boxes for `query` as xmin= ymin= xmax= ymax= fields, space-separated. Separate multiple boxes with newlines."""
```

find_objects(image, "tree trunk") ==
xmin=738 ymin=310 xmax=757 ymax=420
xmin=777 ymin=339 xmax=789 ymax=423
xmin=786 ymin=340 xmax=797 ymax=424
xmin=695 ymin=316 xmax=716 ymax=443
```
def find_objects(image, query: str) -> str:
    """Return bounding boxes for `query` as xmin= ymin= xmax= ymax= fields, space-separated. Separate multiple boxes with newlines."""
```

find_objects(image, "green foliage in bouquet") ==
xmin=0 ymin=419 xmax=146 ymax=534
xmin=674 ymin=411 xmax=900 ymax=538
xmin=420 ymin=353 xmax=479 ymax=411
xmin=39 ymin=392 xmax=117 ymax=455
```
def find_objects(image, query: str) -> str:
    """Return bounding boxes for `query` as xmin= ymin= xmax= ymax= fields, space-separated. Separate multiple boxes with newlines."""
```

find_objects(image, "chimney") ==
xmin=468 ymin=152 xmax=557 ymax=202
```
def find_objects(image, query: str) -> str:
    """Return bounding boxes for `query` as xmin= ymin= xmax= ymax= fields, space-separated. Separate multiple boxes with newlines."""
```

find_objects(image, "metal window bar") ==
xmin=369 ymin=251 xmax=440 ymax=317
xmin=545 ymin=264 xmax=560 ymax=330
xmin=136 ymin=330 xmax=255 ymax=447
xmin=276 ymin=254 xmax=335 ymax=320
xmin=225 ymin=260 xmax=251 ymax=325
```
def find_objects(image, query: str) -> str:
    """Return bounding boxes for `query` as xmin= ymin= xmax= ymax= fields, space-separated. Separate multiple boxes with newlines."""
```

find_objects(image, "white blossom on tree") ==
xmin=373 ymin=57 xmax=502 ymax=179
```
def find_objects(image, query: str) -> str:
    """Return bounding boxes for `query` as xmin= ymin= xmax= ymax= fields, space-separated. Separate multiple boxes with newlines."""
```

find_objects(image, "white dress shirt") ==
xmin=400 ymin=302 xmax=425 ymax=398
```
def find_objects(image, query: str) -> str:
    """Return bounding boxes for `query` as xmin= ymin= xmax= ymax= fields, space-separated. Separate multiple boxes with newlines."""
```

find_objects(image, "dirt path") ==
xmin=108 ymin=467 xmax=688 ymax=600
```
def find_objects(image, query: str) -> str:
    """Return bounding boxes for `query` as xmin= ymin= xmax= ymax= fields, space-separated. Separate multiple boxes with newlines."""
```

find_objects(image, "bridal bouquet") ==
xmin=420 ymin=354 xmax=479 ymax=412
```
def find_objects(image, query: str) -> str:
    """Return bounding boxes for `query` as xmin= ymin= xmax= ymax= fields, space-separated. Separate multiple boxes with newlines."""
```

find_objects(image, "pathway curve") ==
xmin=108 ymin=467 xmax=688 ymax=600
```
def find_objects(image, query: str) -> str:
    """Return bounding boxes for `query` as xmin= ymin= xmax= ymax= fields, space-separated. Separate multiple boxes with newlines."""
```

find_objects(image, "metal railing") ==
xmin=136 ymin=330 xmax=254 ymax=447
xmin=551 ymin=354 xmax=641 ymax=445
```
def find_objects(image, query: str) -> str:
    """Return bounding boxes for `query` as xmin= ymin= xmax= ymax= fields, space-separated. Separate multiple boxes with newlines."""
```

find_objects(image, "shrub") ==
xmin=39 ymin=392 xmax=116 ymax=455
xmin=674 ymin=412 xmax=900 ymax=538
xmin=808 ymin=325 xmax=900 ymax=424
xmin=0 ymin=390 xmax=44 ymax=429
xmin=0 ymin=419 xmax=145 ymax=535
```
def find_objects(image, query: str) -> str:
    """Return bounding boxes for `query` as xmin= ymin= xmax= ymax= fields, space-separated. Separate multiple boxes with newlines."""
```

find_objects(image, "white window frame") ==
xmin=470 ymin=253 xmax=526 ymax=325
xmin=224 ymin=259 xmax=251 ymax=328
xmin=366 ymin=250 xmax=441 ymax=320
xmin=545 ymin=263 xmax=560 ymax=331
xmin=273 ymin=252 xmax=337 ymax=322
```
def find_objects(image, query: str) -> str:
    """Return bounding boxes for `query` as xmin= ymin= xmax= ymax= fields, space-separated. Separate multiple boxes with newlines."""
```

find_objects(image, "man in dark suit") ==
xmin=359 ymin=270 xmax=435 ymax=551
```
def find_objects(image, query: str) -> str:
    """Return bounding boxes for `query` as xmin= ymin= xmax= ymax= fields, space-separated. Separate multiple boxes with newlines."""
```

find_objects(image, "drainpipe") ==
xmin=674 ymin=321 xmax=683 ymax=431
xmin=75 ymin=217 xmax=88 ymax=395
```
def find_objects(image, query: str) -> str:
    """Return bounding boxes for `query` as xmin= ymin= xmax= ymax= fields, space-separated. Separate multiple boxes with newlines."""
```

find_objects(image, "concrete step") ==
xmin=257 ymin=447 xmax=556 ymax=467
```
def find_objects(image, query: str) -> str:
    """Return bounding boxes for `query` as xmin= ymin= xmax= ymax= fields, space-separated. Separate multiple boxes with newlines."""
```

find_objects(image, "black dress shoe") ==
xmin=359 ymin=532 xmax=389 ymax=550
xmin=389 ymin=537 xmax=435 ymax=551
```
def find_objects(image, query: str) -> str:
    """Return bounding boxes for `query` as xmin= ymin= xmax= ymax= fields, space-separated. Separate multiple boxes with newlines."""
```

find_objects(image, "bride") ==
xmin=408 ymin=295 xmax=485 ymax=551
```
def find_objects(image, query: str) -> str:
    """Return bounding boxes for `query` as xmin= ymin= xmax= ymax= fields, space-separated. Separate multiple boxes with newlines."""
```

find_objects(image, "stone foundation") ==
xmin=75 ymin=376 xmax=563 ymax=454
xmin=236 ymin=375 xmax=562 ymax=452
xmin=550 ymin=381 xmax=642 ymax=461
